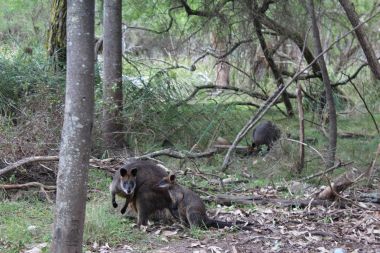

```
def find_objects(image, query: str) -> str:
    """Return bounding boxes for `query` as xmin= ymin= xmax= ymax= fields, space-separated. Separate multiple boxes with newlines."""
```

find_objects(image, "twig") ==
xmin=301 ymin=161 xmax=353 ymax=181
xmin=347 ymin=78 xmax=380 ymax=135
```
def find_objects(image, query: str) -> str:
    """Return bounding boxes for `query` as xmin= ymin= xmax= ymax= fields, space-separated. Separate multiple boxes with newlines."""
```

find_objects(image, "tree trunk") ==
xmin=211 ymin=32 xmax=230 ymax=87
xmin=296 ymin=82 xmax=305 ymax=173
xmin=47 ymin=0 xmax=67 ymax=69
xmin=51 ymin=0 xmax=95 ymax=252
xmin=102 ymin=0 xmax=125 ymax=149
xmin=251 ymin=1 xmax=294 ymax=117
xmin=307 ymin=0 xmax=337 ymax=168
xmin=338 ymin=0 xmax=380 ymax=79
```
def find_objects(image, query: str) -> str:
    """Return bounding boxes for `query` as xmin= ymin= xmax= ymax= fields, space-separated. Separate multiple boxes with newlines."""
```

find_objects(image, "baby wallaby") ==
xmin=158 ymin=173 xmax=237 ymax=229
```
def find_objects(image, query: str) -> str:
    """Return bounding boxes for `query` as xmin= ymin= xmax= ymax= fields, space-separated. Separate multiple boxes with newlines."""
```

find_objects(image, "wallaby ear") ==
xmin=120 ymin=168 xmax=127 ymax=177
xmin=169 ymin=174 xmax=176 ymax=182
xmin=131 ymin=168 xmax=138 ymax=177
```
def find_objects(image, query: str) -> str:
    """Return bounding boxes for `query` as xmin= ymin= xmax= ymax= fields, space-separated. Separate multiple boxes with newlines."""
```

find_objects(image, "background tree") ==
xmin=51 ymin=0 xmax=95 ymax=252
xmin=338 ymin=0 xmax=380 ymax=79
xmin=307 ymin=0 xmax=337 ymax=168
xmin=102 ymin=0 xmax=124 ymax=149
xmin=47 ymin=0 xmax=67 ymax=68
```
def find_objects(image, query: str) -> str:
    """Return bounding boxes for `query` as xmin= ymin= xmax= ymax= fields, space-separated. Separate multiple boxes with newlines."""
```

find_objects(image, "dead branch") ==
xmin=0 ymin=156 xmax=59 ymax=176
xmin=0 ymin=182 xmax=56 ymax=190
xmin=0 ymin=156 xmax=120 ymax=177
xmin=175 ymin=85 xmax=268 ymax=107
xmin=317 ymin=168 xmax=363 ymax=201
xmin=124 ymin=5 xmax=181 ymax=34
xmin=348 ymin=79 xmax=380 ymax=135
xmin=332 ymin=56 xmax=380 ymax=86
xmin=366 ymin=143 xmax=380 ymax=185
xmin=301 ymin=161 xmax=352 ymax=181
xmin=136 ymin=148 xmax=218 ymax=160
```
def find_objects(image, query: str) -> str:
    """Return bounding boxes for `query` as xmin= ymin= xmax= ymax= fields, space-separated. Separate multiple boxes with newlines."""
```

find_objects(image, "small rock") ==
xmin=27 ymin=225 xmax=38 ymax=236
xmin=331 ymin=248 xmax=347 ymax=253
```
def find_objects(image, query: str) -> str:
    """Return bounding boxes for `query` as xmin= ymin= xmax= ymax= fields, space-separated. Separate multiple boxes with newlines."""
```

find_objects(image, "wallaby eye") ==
xmin=120 ymin=168 xmax=127 ymax=177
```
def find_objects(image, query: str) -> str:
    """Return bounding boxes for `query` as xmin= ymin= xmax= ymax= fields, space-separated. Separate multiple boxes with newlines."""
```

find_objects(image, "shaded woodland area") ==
xmin=0 ymin=0 xmax=379 ymax=252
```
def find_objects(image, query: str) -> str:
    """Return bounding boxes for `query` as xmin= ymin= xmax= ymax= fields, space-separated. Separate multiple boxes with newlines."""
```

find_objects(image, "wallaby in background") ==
xmin=158 ymin=173 xmax=242 ymax=229
xmin=252 ymin=121 xmax=281 ymax=152
xmin=110 ymin=160 xmax=178 ymax=226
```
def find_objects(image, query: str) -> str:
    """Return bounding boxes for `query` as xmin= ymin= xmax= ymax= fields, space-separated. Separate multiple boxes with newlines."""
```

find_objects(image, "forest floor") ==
xmin=89 ymin=186 xmax=380 ymax=253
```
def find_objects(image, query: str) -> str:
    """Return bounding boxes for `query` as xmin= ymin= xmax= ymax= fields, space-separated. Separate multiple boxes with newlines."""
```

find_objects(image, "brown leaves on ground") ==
xmin=90 ymin=186 xmax=380 ymax=253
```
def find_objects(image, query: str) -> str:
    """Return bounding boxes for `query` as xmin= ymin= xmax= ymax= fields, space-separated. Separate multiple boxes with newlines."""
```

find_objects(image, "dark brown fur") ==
xmin=252 ymin=121 xmax=281 ymax=152
xmin=110 ymin=160 xmax=177 ymax=225
xmin=158 ymin=174 xmax=237 ymax=229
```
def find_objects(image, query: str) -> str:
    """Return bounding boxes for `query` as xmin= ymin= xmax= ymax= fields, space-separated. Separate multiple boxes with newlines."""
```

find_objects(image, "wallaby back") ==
xmin=252 ymin=121 xmax=281 ymax=151
xmin=158 ymin=174 xmax=235 ymax=229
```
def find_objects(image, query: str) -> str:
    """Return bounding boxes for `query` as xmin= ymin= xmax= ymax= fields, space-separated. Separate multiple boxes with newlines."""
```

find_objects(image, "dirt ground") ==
xmin=97 ymin=189 xmax=380 ymax=253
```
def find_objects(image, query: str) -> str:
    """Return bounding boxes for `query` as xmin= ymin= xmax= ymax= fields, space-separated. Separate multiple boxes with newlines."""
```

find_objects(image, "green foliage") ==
xmin=0 ymin=46 xmax=64 ymax=114
xmin=0 ymin=200 xmax=53 ymax=253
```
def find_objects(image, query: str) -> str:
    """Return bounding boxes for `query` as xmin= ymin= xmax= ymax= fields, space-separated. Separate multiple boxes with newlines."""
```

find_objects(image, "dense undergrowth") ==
xmin=1 ymin=44 xmax=380 ymax=252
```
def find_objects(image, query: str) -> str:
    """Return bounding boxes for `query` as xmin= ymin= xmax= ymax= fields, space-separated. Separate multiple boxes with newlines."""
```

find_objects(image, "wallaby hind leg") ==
xmin=120 ymin=198 xmax=129 ymax=214
xmin=111 ymin=192 xmax=118 ymax=208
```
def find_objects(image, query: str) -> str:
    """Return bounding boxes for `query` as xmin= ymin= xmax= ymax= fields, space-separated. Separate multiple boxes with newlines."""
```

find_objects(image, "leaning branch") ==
xmin=175 ymin=85 xmax=269 ymax=107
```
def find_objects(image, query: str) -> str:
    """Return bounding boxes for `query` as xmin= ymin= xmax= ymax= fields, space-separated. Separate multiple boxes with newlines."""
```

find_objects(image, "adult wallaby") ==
xmin=252 ymin=121 xmax=281 ymax=152
xmin=109 ymin=160 xmax=177 ymax=226
xmin=157 ymin=173 xmax=242 ymax=229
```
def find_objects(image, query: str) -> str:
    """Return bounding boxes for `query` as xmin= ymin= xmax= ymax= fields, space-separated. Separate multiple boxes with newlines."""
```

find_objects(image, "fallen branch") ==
xmin=0 ymin=156 xmax=59 ymax=176
xmin=317 ymin=168 xmax=364 ymax=200
xmin=0 ymin=156 xmax=120 ymax=176
xmin=301 ymin=161 xmax=353 ymax=181
xmin=137 ymin=148 xmax=218 ymax=159
xmin=0 ymin=182 xmax=56 ymax=203
xmin=0 ymin=182 xmax=57 ymax=190
xmin=175 ymin=85 xmax=268 ymax=107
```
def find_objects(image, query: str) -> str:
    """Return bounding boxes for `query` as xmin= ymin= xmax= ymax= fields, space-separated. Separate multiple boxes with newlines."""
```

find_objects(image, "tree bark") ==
xmin=251 ymin=1 xmax=294 ymax=117
xmin=47 ymin=0 xmax=67 ymax=69
xmin=307 ymin=0 xmax=337 ymax=168
xmin=102 ymin=0 xmax=125 ymax=149
xmin=211 ymin=32 xmax=230 ymax=87
xmin=338 ymin=0 xmax=380 ymax=79
xmin=296 ymin=82 xmax=305 ymax=173
xmin=51 ymin=0 xmax=95 ymax=252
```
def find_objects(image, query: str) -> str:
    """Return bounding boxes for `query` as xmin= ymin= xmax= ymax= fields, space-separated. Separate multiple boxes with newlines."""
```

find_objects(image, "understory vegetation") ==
xmin=1 ymin=0 xmax=379 ymax=252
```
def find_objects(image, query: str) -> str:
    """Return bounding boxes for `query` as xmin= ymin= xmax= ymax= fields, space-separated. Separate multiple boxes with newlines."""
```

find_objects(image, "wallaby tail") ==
xmin=207 ymin=219 xmax=254 ymax=230
xmin=206 ymin=219 xmax=234 ymax=228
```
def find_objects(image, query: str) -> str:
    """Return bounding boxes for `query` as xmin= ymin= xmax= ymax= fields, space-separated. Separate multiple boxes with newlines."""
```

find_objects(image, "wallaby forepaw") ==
xmin=113 ymin=202 xmax=118 ymax=208
xmin=121 ymin=207 xmax=127 ymax=214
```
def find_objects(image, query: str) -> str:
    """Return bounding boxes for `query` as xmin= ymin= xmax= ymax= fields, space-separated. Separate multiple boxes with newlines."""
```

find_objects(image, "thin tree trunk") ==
xmin=338 ymin=0 xmax=380 ymax=79
xmin=102 ymin=0 xmax=124 ymax=149
xmin=211 ymin=32 xmax=230 ymax=87
xmin=307 ymin=0 xmax=337 ymax=168
xmin=251 ymin=1 xmax=294 ymax=117
xmin=47 ymin=0 xmax=67 ymax=69
xmin=51 ymin=0 xmax=95 ymax=252
xmin=296 ymin=82 xmax=305 ymax=173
